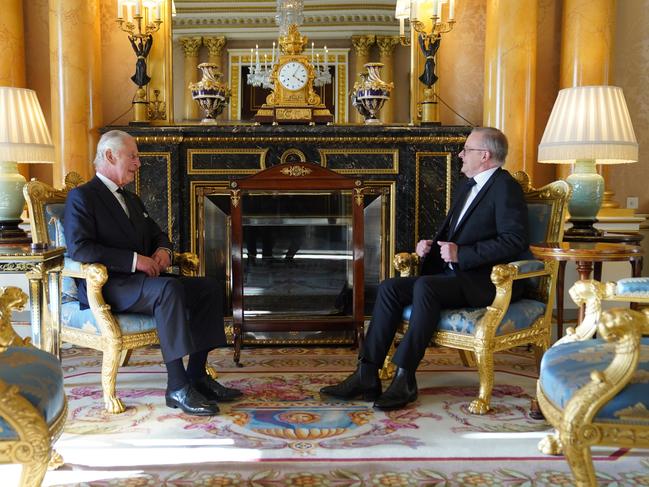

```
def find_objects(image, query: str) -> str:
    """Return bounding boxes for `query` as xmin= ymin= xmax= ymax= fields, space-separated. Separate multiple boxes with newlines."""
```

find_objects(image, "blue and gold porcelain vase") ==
xmin=190 ymin=63 xmax=231 ymax=123
xmin=351 ymin=62 xmax=393 ymax=125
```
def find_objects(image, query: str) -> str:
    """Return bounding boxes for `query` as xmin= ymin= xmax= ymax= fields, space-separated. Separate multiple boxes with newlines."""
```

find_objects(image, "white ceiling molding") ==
xmin=172 ymin=0 xmax=400 ymax=40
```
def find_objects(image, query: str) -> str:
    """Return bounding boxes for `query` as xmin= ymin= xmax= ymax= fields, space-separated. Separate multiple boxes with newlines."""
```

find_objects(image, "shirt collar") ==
xmin=472 ymin=166 xmax=498 ymax=190
xmin=96 ymin=172 xmax=120 ymax=193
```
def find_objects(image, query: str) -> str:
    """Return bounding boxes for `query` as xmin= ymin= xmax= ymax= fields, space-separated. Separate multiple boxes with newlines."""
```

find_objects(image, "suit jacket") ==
xmin=63 ymin=176 xmax=172 ymax=310
xmin=420 ymin=167 xmax=529 ymax=305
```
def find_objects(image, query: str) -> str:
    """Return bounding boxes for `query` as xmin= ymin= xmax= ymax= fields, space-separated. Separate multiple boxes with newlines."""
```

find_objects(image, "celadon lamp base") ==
xmin=0 ymin=161 xmax=30 ymax=244
xmin=565 ymin=159 xmax=604 ymax=237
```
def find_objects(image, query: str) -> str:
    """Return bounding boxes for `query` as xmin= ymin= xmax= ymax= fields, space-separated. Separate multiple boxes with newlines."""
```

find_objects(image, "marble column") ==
xmin=351 ymin=35 xmax=376 ymax=124
xmin=483 ymin=0 xmax=538 ymax=176
xmin=49 ymin=0 xmax=102 ymax=186
xmin=179 ymin=36 xmax=203 ymax=121
xmin=0 ymin=0 xmax=30 ymax=181
xmin=558 ymin=0 xmax=616 ymax=191
xmin=376 ymin=36 xmax=400 ymax=123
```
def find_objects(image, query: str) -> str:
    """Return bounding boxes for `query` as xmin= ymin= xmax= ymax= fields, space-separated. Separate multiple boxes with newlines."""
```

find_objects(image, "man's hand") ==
xmin=136 ymin=254 xmax=161 ymax=277
xmin=437 ymin=241 xmax=459 ymax=263
xmin=152 ymin=248 xmax=172 ymax=272
xmin=416 ymin=239 xmax=434 ymax=258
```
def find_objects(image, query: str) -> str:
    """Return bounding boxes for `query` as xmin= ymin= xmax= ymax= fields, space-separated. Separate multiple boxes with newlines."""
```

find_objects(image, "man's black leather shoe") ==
xmin=320 ymin=364 xmax=382 ymax=401
xmin=192 ymin=376 xmax=243 ymax=403
xmin=373 ymin=367 xmax=418 ymax=410
xmin=165 ymin=384 xmax=220 ymax=416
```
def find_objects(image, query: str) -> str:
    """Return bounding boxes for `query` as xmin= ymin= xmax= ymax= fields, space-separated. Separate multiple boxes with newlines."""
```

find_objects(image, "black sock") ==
xmin=166 ymin=358 xmax=188 ymax=391
xmin=186 ymin=350 xmax=209 ymax=381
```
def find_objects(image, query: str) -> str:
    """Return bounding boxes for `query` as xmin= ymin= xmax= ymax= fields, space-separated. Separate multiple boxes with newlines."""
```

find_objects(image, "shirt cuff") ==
xmin=131 ymin=252 xmax=137 ymax=273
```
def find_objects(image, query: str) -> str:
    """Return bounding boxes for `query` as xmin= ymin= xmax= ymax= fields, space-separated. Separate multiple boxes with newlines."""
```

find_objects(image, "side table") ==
xmin=530 ymin=241 xmax=643 ymax=337
xmin=0 ymin=245 xmax=64 ymax=358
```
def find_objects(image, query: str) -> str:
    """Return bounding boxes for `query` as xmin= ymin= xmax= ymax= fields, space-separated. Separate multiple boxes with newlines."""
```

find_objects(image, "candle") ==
xmin=399 ymin=18 xmax=404 ymax=37
xmin=135 ymin=0 xmax=141 ymax=16
xmin=449 ymin=0 xmax=455 ymax=20
xmin=250 ymin=48 xmax=253 ymax=70
xmin=311 ymin=42 xmax=314 ymax=63
xmin=255 ymin=44 xmax=260 ymax=68
xmin=324 ymin=46 xmax=328 ymax=68
xmin=117 ymin=0 xmax=123 ymax=19
xmin=272 ymin=41 xmax=276 ymax=64
xmin=436 ymin=0 xmax=442 ymax=21
xmin=264 ymin=54 xmax=268 ymax=70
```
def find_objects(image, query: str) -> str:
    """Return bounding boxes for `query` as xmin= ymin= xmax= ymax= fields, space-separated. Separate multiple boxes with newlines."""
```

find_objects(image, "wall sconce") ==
xmin=538 ymin=85 xmax=638 ymax=236
xmin=116 ymin=0 xmax=164 ymax=124
xmin=395 ymin=0 xmax=456 ymax=124
xmin=0 ymin=87 xmax=54 ymax=244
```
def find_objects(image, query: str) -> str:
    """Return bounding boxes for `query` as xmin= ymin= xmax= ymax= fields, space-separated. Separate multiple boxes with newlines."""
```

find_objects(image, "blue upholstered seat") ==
xmin=0 ymin=347 xmax=66 ymax=438
xmin=402 ymin=298 xmax=546 ymax=336
xmin=61 ymin=302 xmax=157 ymax=334
xmin=540 ymin=337 xmax=649 ymax=424
xmin=616 ymin=277 xmax=649 ymax=297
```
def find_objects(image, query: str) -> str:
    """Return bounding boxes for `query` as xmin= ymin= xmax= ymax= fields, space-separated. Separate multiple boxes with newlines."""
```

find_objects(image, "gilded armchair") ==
xmin=537 ymin=305 xmax=649 ymax=486
xmin=24 ymin=173 xmax=200 ymax=414
xmin=380 ymin=171 xmax=571 ymax=414
xmin=0 ymin=287 xmax=67 ymax=487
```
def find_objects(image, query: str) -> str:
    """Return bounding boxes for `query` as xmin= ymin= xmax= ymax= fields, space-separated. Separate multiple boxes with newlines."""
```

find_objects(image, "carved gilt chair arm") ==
xmin=392 ymin=252 xmax=420 ymax=277
xmin=174 ymin=251 xmax=199 ymax=277
xmin=561 ymin=308 xmax=646 ymax=433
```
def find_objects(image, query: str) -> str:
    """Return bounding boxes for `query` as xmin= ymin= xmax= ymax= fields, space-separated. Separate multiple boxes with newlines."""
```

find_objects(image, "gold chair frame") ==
xmin=537 ymin=301 xmax=649 ymax=486
xmin=0 ymin=287 xmax=67 ymax=487
xmin=24 ymin=173 xmax=200 ymax=414
xmin=380 ymin=172 xmax=571 ymax=414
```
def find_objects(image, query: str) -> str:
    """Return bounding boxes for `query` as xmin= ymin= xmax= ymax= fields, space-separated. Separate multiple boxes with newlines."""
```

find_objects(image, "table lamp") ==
xmin=0 ymin=86 xmax=55 ymax=244
xmin=538 ymin=85 xmax=638 ymax=236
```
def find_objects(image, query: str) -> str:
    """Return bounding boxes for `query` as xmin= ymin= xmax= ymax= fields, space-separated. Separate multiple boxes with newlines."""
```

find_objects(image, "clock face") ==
xmin=278 ymin=61 xmax=308 ymax=91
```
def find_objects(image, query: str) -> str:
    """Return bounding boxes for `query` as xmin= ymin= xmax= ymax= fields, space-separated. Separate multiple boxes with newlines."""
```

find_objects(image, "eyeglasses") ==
xmin=461 ymin=146 xmax=488 ymax=153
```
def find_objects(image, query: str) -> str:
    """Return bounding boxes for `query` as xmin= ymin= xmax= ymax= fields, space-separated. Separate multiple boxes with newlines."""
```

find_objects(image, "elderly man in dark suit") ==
xmin=64 ymin=130 xmax=242 ymax=416
xmin=321 ymin=127 xmax=529 ymax=410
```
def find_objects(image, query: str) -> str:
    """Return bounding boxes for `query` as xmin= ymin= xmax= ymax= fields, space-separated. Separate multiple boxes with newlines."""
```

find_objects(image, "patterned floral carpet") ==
xmin=22 ymin=345 xmax=649 ymax=485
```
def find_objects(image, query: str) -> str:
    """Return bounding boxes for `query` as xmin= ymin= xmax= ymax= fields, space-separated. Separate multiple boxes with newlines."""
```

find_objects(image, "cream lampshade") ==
xmin=538 ymin=85 xmax=638 ymax=236
xmin=0 ymin=86 xmax=55 ymax=243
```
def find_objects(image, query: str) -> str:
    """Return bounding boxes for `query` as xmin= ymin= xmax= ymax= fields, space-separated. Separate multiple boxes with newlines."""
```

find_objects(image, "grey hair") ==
xmin=93 ymin=130 xmax=132 ymax=168
xmin=472 ymin=127 xmax=508 ymax=165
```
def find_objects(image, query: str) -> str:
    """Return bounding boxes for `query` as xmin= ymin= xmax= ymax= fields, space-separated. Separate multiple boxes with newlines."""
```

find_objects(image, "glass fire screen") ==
xmin=241 ymin=191 xmax=353 ymax=317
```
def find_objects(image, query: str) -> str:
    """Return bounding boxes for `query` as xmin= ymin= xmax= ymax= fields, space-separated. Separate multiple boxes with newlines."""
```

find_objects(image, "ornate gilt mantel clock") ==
xmin=255 ymin=24 xmax=333 ymax=124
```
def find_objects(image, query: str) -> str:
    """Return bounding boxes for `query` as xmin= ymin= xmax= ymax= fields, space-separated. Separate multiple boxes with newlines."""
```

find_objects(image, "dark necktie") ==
xmin=116 ymin=187 xmax=137 ymax=221
xmin=448 ymin=177 xmax=477 ymax=234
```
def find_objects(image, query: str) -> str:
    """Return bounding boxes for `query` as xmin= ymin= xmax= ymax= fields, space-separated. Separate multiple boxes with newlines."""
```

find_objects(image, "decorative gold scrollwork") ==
xmin=353 ymin=187 xmax=365 ymax=206
xmin=231 ymin=189 xmax=241 ymax=208
xmin=280 ymin=165 xmax=312 ymax=177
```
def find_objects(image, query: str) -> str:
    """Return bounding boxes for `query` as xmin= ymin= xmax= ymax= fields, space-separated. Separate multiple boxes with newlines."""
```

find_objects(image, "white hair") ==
xmin=94 ymin=130 xmax=132 ymax=168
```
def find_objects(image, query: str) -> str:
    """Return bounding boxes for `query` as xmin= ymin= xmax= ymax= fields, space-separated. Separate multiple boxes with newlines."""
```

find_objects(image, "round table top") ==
xmin=530 ymin=242 xmax=644 ymax=262
xmin=562 ymin=231 xmax=644 ymax=245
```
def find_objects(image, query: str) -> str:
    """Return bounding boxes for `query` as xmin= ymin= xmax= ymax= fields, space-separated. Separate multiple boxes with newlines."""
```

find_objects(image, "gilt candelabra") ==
xmin=116 ymin=0 xmax=163 ymax=123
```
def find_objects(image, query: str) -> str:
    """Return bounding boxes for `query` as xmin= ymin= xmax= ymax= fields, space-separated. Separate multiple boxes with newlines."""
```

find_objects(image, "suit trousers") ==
xmin=361 ymin=270 xmax=493 ymax=371
xmin=113 ymin=275 xmax=227 ymax=363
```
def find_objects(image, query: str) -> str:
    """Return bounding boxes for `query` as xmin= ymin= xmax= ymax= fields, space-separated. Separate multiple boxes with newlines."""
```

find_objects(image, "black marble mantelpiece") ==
xmin=115 ymin=123 xmax=471 ymax=274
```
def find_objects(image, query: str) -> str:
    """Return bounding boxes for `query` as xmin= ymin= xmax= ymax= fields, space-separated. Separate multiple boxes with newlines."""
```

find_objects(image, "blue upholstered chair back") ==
xmin=44 ymin=202 xmax=78 ymax=303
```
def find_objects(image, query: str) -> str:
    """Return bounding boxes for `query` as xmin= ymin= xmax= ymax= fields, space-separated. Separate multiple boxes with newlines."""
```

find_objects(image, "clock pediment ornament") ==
xmin=254 ymin=25 xmax=334 ymax=125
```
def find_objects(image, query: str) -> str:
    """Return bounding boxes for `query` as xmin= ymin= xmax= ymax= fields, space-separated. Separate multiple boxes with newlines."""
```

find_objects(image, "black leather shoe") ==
xmin=373 ymin=367 xmax=418 ymax=410
xmin=165 ymin=384 xmax=220 ymax=416
xmin=320 ymin=364 xmax=382 ymax=401
xmin=192 ymin=376 xmax=243 ymax=403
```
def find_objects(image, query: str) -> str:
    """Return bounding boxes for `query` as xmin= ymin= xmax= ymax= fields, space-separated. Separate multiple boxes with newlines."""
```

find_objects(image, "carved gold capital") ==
xmin=376 ymin=36 xmax=400 ymax=57
xmin=203 ymin=36 xmax=226 ymax=58
xmin=179 ymin=36 xmax=202 ymax=57
xmin=352 ymin=35 xmax=376 ymax=56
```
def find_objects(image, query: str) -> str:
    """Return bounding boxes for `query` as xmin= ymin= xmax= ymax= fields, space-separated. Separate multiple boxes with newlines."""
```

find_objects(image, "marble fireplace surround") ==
xmin=114 ymin=123 xmax=470 ymax=326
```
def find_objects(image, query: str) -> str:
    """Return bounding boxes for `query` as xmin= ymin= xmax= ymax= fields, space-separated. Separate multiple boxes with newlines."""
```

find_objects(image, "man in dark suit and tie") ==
xmin=321 ymin=127 xmax=529 ymax=410
xmin=64 ymin=130 xmax=242 ymax=416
